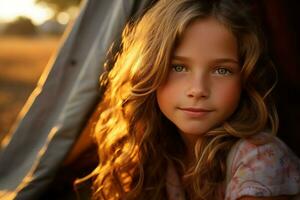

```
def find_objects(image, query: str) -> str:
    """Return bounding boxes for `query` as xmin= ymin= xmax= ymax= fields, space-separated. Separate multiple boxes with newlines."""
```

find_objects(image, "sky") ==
xmin=0 ymin=0 xmax=54 ymax=25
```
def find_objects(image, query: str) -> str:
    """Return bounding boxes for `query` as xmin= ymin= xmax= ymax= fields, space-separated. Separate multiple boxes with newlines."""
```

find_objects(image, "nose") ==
xmin=186 ymin=73 xmax=209 ymax=99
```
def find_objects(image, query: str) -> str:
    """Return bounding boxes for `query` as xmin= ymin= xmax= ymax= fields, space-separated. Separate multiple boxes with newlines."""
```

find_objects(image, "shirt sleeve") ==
xmin=225 ymin=133 xmax=300 ymax=200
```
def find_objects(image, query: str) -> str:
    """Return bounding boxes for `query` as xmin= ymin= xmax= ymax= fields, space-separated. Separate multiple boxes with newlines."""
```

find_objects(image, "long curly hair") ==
xmin=89 ymin=0 xmax=278 ymax=199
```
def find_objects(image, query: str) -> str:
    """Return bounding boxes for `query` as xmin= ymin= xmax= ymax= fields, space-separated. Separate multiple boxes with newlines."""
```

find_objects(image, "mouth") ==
xmin=179 ymin=107 xmax=213 ymax=112
xmin=178 ymin=107 xmax=213 ymax=118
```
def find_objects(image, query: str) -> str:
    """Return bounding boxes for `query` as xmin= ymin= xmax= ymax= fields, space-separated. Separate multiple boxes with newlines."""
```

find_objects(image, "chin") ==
xmin=178 ymin=126 xmax=209 ymax=137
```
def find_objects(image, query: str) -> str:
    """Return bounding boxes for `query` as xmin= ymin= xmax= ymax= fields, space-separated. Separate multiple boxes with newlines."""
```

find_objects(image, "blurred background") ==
xmin=0 ymin=0 xmax=82 ymax=140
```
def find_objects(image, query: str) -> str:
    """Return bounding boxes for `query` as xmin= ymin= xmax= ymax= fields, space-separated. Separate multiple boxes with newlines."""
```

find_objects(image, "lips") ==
xmin=178 ymin=107 xmax=213 ymax=118
xmin=179 ymin=107 xmax=212 ymax=112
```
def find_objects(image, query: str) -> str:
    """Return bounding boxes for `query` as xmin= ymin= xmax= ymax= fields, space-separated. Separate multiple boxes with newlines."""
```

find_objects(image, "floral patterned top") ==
xmin=225 ymin=132 xmax=300 ymax=199
xmin=166 ymin=132 xmax=300 ymax=200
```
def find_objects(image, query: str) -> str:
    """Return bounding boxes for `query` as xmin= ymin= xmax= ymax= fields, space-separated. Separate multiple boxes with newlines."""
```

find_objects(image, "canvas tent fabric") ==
xmin=0 ymin=0 xmax=154 ymax=199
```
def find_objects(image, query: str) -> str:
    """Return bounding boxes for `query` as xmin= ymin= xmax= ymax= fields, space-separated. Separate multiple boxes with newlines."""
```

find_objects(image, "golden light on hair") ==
xmin=88 ymin=0 xmax=279 ymax=199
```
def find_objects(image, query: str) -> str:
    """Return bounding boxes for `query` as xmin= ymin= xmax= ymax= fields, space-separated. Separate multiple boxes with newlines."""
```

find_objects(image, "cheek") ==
xmin=215 ymin=81 xmax=241 ymax=111
xmin=156 ymin=78 xmax=181 ymax=114
xmin=156 ymin=88 xmax=169 ymax=118
xmin=156 ymin=87 xmax=166 ymax=108
xmin=156 ymin=76 xmax=181 ymax=103
xmin=156 ymin=85 xmax=173 ymax=109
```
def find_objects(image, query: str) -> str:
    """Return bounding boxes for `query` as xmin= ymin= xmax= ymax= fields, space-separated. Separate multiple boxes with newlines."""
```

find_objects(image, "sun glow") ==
xmin=0 ymin=0 xmax=54 ymax=25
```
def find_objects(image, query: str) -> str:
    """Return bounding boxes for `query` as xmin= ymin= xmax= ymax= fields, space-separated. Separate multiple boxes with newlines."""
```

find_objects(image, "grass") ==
xmin=0 ymin=35 xmax=61 ymax=140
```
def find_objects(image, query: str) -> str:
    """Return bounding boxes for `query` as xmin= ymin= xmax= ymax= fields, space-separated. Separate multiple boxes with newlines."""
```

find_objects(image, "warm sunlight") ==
xmin=0 ymin=0 xmax=53 ymax=25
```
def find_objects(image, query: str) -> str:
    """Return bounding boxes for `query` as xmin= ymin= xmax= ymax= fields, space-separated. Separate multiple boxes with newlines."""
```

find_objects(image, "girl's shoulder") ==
xmin=225 ymin=131 xmax=300 ymax=200
xmin=230 ymin=132 xmax=300 ymax=166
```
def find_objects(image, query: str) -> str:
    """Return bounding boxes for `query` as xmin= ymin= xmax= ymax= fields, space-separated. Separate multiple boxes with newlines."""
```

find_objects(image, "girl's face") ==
xmin=156 ymin=17 xmax=241 ymax=145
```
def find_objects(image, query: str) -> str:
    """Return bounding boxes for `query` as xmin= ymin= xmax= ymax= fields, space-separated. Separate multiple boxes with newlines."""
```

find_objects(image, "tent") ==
xmin=0 ymin=0 xmax=154 ymax=199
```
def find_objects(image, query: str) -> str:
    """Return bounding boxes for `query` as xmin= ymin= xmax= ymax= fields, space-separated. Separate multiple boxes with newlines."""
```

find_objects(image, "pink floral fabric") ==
xmin=225 ymin=132 xmax=300 ymax=200
xmin=165 ymin=132 xmax=300 ymax=200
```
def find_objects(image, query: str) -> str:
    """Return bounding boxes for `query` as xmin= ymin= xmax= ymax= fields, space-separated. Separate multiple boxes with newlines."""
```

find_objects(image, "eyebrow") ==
xmin=172 ymin=55 xmax=239 ymax=64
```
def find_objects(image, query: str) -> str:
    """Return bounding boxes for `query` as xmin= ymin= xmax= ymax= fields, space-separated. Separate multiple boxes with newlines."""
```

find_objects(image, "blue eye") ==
xmin=215 ymin=67 xmax=232 ymax=75
xmin=172 ymin=64 xmax=186 ymax=72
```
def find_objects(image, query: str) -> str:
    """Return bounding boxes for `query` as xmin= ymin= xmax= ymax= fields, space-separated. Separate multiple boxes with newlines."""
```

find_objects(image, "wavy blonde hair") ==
xmin=90 ymin=0 xmax=278 ymax=199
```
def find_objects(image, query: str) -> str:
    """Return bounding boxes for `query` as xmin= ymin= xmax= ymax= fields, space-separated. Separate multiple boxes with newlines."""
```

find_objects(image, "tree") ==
xmin=35 ymin=0 xmax=83 ymax=13
xmin=3 ymin=16 xmax=37 ymax=36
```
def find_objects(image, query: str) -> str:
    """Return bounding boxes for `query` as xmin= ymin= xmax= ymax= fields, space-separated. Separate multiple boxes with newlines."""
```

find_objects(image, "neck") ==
xmin=179 ymin=133 xmax=203 ymax=167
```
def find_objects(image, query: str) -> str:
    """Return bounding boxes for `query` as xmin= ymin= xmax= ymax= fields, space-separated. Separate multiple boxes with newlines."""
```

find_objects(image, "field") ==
xmin=0 ymin=36 xmax=61 ymax=140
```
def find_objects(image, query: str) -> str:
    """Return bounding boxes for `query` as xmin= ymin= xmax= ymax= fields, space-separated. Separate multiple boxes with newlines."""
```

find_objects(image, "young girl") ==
xmin=88 ymin=0 xmax=300 ymax=199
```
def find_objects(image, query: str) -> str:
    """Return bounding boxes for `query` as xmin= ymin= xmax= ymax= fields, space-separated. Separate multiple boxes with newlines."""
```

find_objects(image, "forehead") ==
xmin=174 ymin=17 xmax=238 ymax=60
